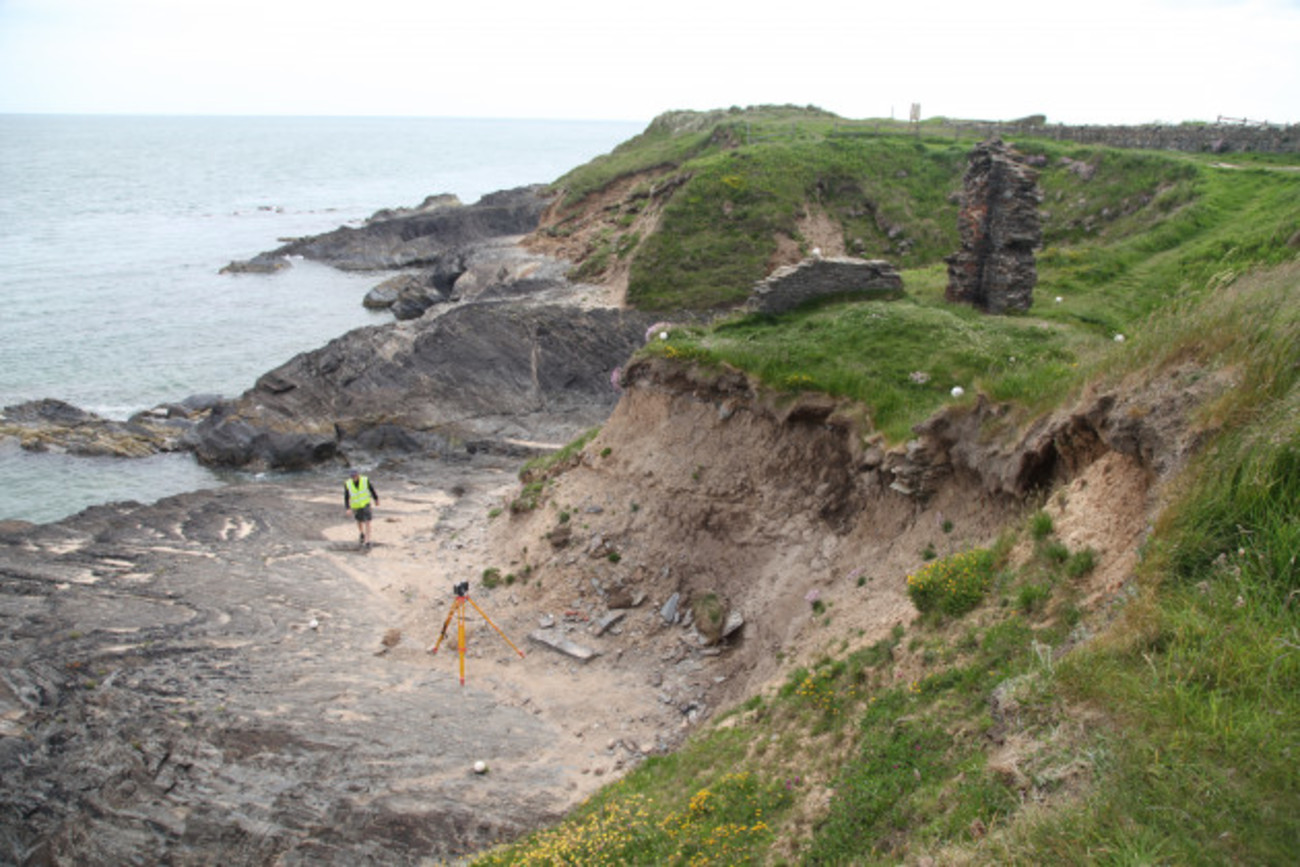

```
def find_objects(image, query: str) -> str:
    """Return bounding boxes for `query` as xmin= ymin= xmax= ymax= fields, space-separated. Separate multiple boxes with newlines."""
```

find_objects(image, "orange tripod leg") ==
xmin=466 ymin=596 xmax=527 ymax=659
xmin=457 ymin=601 xmax=466 ymax=686
xmin=430 ymin=597 xmax=459 ymax=654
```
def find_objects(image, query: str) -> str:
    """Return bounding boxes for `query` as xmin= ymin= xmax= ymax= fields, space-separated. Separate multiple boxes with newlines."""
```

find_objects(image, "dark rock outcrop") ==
xmin=364 ymin=272 xmax=435 ymax=311
xmin=745 ymin=256 xmax=903 ymax=315
xmin=205 ymin=181 xmax=646 ymax=471
xmin=365 ymin=239 xmax=575 ymax=321
xmin=221 ymin=186 xmax=551 ymax=273
xmin=0 ymin=398 xmax=198 ymax=458
xmin=187 ymin=303 xmax=658 ymax=471
xmin=944 ymin=138 xmax=1042 ymax=314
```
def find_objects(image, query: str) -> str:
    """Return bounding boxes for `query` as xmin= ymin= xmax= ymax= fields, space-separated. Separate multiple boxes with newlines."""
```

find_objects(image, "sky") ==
xmin=1 ymin=0 xmax=1298 ymax=126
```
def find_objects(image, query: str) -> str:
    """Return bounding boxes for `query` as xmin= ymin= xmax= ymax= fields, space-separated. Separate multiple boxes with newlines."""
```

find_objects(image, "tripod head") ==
xmin=453 ymin=581 xmax=470 ymax=597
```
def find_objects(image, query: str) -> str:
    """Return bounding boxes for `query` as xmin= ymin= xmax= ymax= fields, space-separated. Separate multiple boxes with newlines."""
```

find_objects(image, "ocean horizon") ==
xmin=0 ymin=114 xmax=644 ymax=523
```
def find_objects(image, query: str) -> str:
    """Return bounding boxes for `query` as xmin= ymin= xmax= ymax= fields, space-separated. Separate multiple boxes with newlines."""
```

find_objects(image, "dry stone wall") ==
xmin=745 ymin=257 xmax=903 ymax=315
xmin=935 ymin=119 xmax=1300 ymax=154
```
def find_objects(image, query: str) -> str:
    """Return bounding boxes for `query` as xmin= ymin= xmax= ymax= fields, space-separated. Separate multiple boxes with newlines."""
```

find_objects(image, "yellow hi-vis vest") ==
xmin=346 ymin=476 xmax=372 ymax=510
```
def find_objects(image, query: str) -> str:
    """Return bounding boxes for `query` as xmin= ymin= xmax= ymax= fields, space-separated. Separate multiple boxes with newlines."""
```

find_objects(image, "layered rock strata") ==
xmin=186 ymin=303 xmax=657 ymax=471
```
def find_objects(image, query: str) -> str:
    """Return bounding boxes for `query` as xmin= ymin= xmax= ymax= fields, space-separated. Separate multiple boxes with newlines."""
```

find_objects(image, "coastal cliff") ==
xmin=0 ymin=326 xmax=1231 ymax=864
xmin=3 ymin=107 xmax=1297 ymax=864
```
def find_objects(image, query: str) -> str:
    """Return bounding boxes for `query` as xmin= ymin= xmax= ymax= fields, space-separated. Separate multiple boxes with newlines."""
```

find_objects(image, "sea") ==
xmin=0 ymin=114 xmax=644 ymax=524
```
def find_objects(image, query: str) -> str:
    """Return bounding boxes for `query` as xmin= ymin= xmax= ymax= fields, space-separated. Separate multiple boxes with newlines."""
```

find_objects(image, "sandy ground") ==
xmin=307 ymin=458 xmax=681 ymax=796
xmin=0 ymin=450 xmax=706 ymax=863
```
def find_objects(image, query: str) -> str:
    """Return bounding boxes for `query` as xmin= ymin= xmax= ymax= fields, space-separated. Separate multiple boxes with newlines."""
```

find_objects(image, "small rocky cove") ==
xmin=0 ymin=181 xmax=782 ymax=864
xmin=2 ymin=187 xmax=654 ymax=472
xmin=1 ymin=139 xmax=1204 ymax=864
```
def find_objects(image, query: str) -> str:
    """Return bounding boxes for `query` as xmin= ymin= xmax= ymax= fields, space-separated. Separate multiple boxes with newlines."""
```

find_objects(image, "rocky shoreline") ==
xmin=0 ymin=185 xmax=667 ymax=863
xmin=2 ymin=178 xmax=923 ymax=864
xmin=0 ymin=452 xmax=609 ymax=863
xmin=2 ymin=183 xmax=908 ymax=478
xmin=3 ymin=185 xmax=651 ymax=474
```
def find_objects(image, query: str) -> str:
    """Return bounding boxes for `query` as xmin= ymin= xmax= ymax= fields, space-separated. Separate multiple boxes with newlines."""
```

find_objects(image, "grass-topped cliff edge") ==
xmin=484 ymin=107 xmax=1300 ymax=864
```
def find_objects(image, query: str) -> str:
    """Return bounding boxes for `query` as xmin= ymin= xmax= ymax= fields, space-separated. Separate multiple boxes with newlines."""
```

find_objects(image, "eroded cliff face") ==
xmin=0 ymin=349 xmax=1228 ymax=865
xmin=482 ymin=354 xmax=1229 ymax=711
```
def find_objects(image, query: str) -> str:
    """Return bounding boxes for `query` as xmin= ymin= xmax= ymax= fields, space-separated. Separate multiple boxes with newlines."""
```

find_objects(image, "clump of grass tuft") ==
xmin=509 ymin=480 xmax=544 ymax=513
xmin=1029 ymin=510 xmax=1055 ymax=540
xmin=1042 ymin=540 xmax=1070 ymax=564
xmin=511 ymin=428 xmax=601 ymax=513
xmin=519 ymin=427 xmax=600 ymax=483
xmin=1016 ymin=582 xmax=1053 ymax=613
xmin=1064 ymin=547 xmax=1097 ymax=578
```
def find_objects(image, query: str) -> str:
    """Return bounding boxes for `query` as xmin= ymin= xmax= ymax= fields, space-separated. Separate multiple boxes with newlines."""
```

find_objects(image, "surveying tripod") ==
xmin=429 ymin=581 xmax=525 ymax=685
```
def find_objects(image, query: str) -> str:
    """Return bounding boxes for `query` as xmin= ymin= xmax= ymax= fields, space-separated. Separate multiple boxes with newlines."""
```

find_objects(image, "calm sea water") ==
xmin=0 ymin=115 xmax=643 ymax=524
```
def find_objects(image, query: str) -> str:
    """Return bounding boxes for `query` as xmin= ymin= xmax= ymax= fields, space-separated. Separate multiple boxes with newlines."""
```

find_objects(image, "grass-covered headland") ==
xmin=480 ymin=108 xmax=1300 ymax=864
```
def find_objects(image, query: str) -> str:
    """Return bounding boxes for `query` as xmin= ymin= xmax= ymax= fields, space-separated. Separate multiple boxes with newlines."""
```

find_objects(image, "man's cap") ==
xmin=349 ymin=470 xmax=360 ymax=477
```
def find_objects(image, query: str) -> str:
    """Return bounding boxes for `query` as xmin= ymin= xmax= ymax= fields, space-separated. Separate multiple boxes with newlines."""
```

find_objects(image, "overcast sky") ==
xmin=1 ymin=0 xmax=1297 ymax=125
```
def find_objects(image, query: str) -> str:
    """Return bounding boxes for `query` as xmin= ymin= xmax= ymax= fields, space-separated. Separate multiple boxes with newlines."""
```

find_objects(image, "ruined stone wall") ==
xmin=745 ymin=257 xmax=903 ymax=315
xmin=935 ymin=120 xmax=1300 ymax=154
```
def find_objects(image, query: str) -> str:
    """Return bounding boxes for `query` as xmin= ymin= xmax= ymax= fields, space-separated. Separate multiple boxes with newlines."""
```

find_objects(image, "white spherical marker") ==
xmin=473 ymin=760 xmax=488 ymax=774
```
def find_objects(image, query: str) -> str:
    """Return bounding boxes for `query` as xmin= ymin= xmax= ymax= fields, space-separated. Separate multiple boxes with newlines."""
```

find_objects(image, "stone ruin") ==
xmin=945 ymin=138 xmax=1042 ymax=314
xmin=746 ymin=256 xmax=903 ymax=315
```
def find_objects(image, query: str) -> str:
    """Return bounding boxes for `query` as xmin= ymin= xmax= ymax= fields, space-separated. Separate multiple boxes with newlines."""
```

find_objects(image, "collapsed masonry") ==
xmin=746 ymin=256 xmax=903 ymax=315
xmin=945 ymin=138 xmax=1043 ymax=314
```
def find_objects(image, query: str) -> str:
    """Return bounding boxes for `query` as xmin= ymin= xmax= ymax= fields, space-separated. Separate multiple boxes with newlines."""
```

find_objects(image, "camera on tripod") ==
xmin=453 ymin=581 xmax=469 ymax=597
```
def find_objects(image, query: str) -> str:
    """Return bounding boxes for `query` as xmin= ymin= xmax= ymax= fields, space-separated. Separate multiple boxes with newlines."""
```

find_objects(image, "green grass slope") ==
xmin=477 ymin=109 xmax=1300 ymax=865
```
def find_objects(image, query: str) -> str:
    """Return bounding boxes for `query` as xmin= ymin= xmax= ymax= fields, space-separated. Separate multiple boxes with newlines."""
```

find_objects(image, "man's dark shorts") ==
xmin=353 ymin=506 xmax=373 ymax=523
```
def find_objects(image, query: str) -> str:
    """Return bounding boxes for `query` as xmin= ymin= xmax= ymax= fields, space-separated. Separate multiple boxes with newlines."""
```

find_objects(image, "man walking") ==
xmin=344 ymin=470 xmax=380 ymax=548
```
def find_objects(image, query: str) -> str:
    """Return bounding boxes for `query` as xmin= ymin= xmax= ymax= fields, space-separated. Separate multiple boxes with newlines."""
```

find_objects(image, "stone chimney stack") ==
xmin=945 ymin=138 xmax=1042 ymax=314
